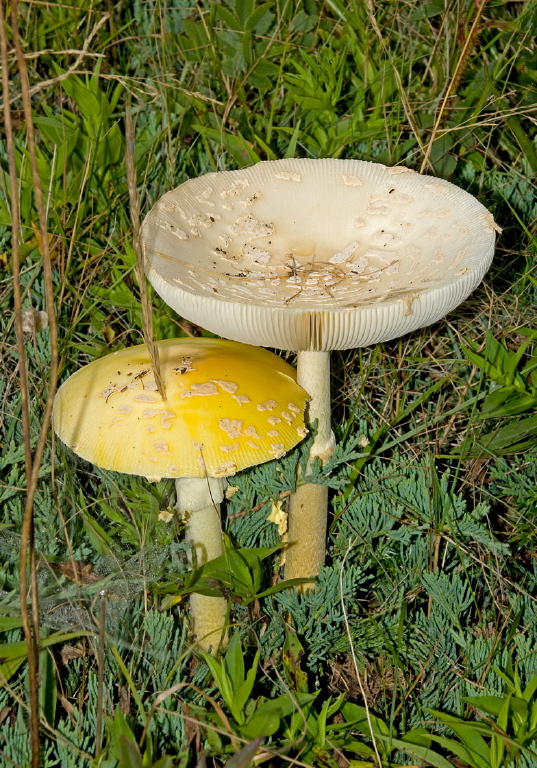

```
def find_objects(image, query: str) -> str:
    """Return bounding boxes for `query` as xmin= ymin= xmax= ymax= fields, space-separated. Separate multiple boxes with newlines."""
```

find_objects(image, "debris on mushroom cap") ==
xmin=53 ymin=338 xmax=309 ymax=481
xmin=142 ymin=159 xmax=498 ymax=352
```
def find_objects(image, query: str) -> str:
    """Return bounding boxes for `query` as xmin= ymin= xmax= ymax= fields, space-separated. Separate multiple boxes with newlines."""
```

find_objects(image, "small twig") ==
xmin=227 ymin=490 xmax=293 ymax=520
xmin=21 ymin=48 xmax=105 ymax=60
xmin=125 ymin=101 xmax=166 ymax=400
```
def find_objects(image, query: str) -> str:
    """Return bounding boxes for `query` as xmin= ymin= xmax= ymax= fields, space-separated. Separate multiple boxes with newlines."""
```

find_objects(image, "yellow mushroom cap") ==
xmin=53 ymin=338 xmax=309 ymax=481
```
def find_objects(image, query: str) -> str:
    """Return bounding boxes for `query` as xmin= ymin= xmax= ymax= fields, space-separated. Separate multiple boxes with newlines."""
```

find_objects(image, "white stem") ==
xmin=284 ymin=351 xmax=335 ymax=587
xmin=296 ymin=351 xmax=335 ymax=463
xmin=175 ymin=477 xmax=227 ymax=653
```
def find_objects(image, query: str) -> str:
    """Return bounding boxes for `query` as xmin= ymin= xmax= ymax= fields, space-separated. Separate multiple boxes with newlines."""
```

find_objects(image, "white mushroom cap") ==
xmin=142 ymin=159 xmax=498 ymax=352
xmin=53 ymin=338 xmax=309 ymax=481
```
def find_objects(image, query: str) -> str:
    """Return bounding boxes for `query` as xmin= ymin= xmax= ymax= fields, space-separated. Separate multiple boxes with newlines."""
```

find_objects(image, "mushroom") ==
xmin=53 ymin=337 xmax=309 ymax=651
xmin=141 ymin=158 xmax=499 ymax=586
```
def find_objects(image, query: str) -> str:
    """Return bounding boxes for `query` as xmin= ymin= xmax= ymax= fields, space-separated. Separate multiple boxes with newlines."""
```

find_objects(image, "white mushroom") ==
xmin=53 ymin=338 xmax=308 ymax=651
xmin=141 ymin=159 xmax=498 ymax=587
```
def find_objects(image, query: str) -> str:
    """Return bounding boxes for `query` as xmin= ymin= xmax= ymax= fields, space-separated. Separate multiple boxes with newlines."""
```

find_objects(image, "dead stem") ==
xmin=95 ymin=597 xmax=106 ymax=757
xmin=8 ymin=1 xmax=61 ymax=763
xmin=0 ymin=2 xmax=39 ymax=762
xmin=420 ymin=0 xmax=490 ymax=173
xmin=125 ymin=101 xmax=166 ymax=401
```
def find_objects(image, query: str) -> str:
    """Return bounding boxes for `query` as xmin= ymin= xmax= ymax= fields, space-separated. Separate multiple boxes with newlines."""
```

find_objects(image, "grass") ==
xmin=1 ymin=0 xmax=537 ymax=765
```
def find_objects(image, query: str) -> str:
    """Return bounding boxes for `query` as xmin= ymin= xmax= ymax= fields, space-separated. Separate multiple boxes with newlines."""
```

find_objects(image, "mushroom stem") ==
xmin=175 ymin=477 xmax=228 ymax=653
xmin=284 ymin=351 xmax=335 ymax=588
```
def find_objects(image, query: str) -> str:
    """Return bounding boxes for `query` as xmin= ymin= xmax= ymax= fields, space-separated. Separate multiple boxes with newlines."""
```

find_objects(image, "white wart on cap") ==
xmin=53 ymin=338 xmax=309 ymax=481
xmin=142 ymin=158 xmax=498 ymax=351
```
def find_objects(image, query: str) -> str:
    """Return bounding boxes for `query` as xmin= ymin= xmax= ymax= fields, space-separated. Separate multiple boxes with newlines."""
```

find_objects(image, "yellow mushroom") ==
xmin=53 ymin=337 xmax=308 ymax=652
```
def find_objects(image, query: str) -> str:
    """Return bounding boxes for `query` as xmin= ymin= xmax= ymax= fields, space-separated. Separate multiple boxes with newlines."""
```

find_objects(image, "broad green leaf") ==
xmin=1 ymin=630 xmax=93 ymax=683
xmin=240 ymin=708 xmax=280 ymax=740
xmin=463 ymin=695 xmax=506 ymax=717
xmin=489 ymin=729 xmax=504 ymax=768
xmin=232 ymin=544 xmax=282 ymax=568
xmin=283 ymin=120 xmax=302 ymax=159
xmin=342 ymin=740 xmax=375 ymax=758
xmin=481 ymin=388 xmax=537 ymax=419
xmin=241 ymin=692 xmax=316 ymax=740
xmin=214 ymin=4 xmax=242 ymax=31
xmin=192 ymin=126 xmax=261 ymax=167
xmin=61 ymin=76 xmax=104 ymax=133
xmin=254 ymin=692 xmax=317 ymax=721
xmin=222 ymin=548 xmax=255 ymax=595
xmin=105 ymin=706 xmax=139 ymax=763
xmin=0 ymin=617 xmax=24 ymax=632
xmin=235 ymin=0 xmax=254 ymax=26
xmin=315 ymin=698 xmax=331 ymax=746
xmin=464 ymin=693 xmax=528 ymax=720
xmin=452 ymin=413 xmax=537 ymax=457
xmin=463 ymin=346 xmax=510 ymax=387
xmin=376 ymin=733 xmax=454 ymax=768
xmin=223 ymin=633 xmax=246 ymax=696
xmin=523 ymin=675 xmax=537 ymax=703
xmin=201 ymin=653 xmax=235 ymax=713
xmin=530 ymin=700 xmax=537 ymax=733
xmin=233 ymin=651 xmax=260 ymax=723
xmin=253 ymin=577 xmax=311 ymax=599
xmin=222 ymin=737 xmax=264 ymax=768
xmin=250 ymin=132 xmax=278 ymax=161
xmin=426 ymin=710 xmax=490 ymax=768
xmin=342 ymin=702 xmax=391 ymax=738
xmin=327 ymin=693 xmax=346 ymax=719
xmin=117 ymin=735 xmax=143 ymax=768
xmin=39 ymin=643 xmax=57 ymax=727
xmin=245 ymin=3 xmax=273 ymax=32
xmin=283 ymin=630 xmax=308 ymax=694
xmin=492 ymin=665 xmax=521 ymax=696
xmin=152 ymin=758 xmax=175 ymax=768
xmin=0 ymin=640 xmax=27 ymax=682
xmin=425 ymin=733 xmax=485 ymax=768
xmin=81 ymin=513 xmax=113 ymax=556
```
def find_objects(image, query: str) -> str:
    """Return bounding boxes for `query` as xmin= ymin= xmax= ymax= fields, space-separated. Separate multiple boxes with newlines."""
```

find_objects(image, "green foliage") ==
xmin=160 ymin=534 xmax=307 ymax=607
xmin=97 ymin=707 xmax=177 ymax=768
xmin=424 ymin=665 xmax=537 ymax=767
xmin=198 ymin=631 xmax=453 ymax=766
xmin=269 ymin=564 xmax=366 ymax=667
xmin=463 ymin=330 xmax=537 ymax=416
xmin=197 ymin=632 xmax=317 ymax=743
xmin=2 ymin=0 xmax=537 ymax=764
xmin=454 ymin=329 xmax=537 ymax=456
xmin=339 ymin=701 xmax=455 ymax=768
xmin=490 ymin=454 xmax=537 ymax=549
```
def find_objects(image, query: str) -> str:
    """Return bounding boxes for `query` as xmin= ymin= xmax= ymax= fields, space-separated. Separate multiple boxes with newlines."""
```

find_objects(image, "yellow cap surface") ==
xmin=53 ymin=338 xmax=308 ymax=481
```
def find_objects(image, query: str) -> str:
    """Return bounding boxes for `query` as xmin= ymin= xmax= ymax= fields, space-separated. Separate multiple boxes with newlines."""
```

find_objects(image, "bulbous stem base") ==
xmin=176 ymin=477 xmax=227 ymax=653
xmin=285 ymin=483 xmax=329 ymax=589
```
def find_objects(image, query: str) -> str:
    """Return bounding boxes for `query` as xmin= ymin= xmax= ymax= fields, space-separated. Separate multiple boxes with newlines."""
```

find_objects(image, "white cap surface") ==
xmin=142 ymin=159 xmax=498 ymax=351
xmin=53 ymin=338 xmax=308 ymax=481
